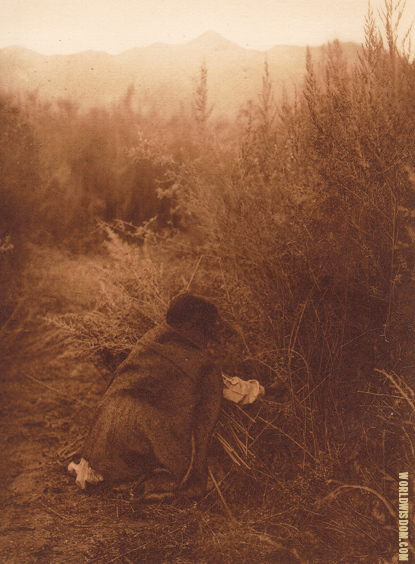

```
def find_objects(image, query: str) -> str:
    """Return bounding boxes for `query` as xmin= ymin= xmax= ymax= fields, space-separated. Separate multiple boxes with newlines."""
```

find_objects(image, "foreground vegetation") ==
xmin=1 ymin=2 xmax=415 ymax=561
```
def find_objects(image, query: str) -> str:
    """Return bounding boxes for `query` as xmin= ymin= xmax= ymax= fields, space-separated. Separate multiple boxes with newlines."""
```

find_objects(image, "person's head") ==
xmin=166 ymin=293 xmax=218 ymax=345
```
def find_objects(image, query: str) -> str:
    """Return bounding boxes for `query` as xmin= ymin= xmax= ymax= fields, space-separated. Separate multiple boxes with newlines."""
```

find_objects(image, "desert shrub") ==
xmin=47 ymin=220 xmax=200 ymax=371
xmin=0 ymin=93 xmax=40 ymax=253
xmin=33 ymin=101 xmax=184 ymax=246
xmin=178 ymin=3 xmax=415 ymax=502
xmin=0 ymin=94 xmax=42 ymax=323
xmin=0 ymin=89 xmax=206 ymax=250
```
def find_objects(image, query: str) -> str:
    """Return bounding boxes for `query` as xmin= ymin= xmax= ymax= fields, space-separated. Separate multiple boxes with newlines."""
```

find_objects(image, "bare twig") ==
xmin=106 ymin=525 xmax=186 ymax=563
xmin=0 ymin=296 xmax=28 ymax=338
xmin=186 ymin=255 xmax=204 ymax=291
xmin=208 ymin=466 xmax=234 ymax=520
xmin=317 ymin=481 xmax=397 ymax=519
xmin=26 ymin=372 xmax=91 ymax=408
xmin=41 ymin=502 xmax=73 ymax=521
xmin=375 ymin=368 xmax=415 ymax=411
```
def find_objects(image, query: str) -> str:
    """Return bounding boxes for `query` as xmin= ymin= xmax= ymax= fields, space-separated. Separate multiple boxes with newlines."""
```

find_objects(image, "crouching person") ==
xmin=68 ymin=293 xmax=222 ymax=502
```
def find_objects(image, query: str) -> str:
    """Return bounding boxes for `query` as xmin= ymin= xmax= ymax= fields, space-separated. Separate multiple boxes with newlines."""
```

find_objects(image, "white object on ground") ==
xmin=68 ymin=458 xmax=104 ymax=489
xmin=222 ymin=373 xmax=265 ymax=405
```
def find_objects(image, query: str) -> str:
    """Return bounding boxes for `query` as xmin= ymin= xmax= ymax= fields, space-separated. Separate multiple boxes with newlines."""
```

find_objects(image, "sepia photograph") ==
xmin=1 ymin=0 xmax=414 ymax=562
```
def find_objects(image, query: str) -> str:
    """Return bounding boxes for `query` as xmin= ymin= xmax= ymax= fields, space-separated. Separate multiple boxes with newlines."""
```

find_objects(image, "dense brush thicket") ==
xmin=2 ymin=3 xmax=415 ymax=560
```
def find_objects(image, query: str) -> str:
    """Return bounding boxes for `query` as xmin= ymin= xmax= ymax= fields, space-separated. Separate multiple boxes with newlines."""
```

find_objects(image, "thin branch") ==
xmin=26 ymin=372 xmax=92 ymax=408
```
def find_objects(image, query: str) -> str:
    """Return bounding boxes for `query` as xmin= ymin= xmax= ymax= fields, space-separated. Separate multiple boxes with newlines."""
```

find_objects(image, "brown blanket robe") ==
xmin=82 ymin=322 xmax=222 ymax=497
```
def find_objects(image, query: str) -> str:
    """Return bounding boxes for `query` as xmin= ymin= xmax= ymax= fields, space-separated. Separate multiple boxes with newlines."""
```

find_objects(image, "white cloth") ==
xmin=222 ymin=373 xmax=264 ymax=405
xmin=68 ymin=458 xmax=103 ymax=489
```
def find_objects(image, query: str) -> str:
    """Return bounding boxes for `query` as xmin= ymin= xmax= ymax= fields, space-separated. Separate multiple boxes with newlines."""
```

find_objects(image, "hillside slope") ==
xmin=0 ymin=34 xmax=360 ymax=117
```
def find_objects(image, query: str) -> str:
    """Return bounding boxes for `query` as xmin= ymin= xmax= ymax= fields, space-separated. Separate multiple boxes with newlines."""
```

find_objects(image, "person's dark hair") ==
xmin=166 ymin=293 xmax=218 ymax=337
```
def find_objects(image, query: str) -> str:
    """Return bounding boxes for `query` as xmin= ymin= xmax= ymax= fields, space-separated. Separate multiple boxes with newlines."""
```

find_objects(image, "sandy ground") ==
xmin=0 ymin=328 xmax=113 ymax=563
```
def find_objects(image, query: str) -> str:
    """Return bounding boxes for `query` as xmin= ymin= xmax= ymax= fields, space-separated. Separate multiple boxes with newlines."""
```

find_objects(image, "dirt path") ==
xmin=1 ymin=327 xmax=109 ymax=562
xmin=0 ymin=249 xmax=198 ymax=564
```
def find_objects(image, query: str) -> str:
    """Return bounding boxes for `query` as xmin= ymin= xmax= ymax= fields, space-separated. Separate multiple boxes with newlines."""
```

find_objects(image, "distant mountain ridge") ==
xmin=0 ymin=32 xmax=360 ymax=118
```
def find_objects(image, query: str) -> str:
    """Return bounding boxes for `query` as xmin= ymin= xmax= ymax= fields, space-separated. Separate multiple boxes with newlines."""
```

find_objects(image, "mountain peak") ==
xmin=186 ymin=31 xmax=241 ymax=51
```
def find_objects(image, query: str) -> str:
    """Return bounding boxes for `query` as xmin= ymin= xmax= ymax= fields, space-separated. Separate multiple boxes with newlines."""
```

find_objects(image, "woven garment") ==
xmin=82 ymin=322 xmax=222 ymax=484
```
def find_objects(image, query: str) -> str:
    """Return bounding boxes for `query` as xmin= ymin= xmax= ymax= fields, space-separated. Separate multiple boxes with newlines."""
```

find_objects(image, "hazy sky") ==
xmin=1 ymin=0 xmax=415 ymax=54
